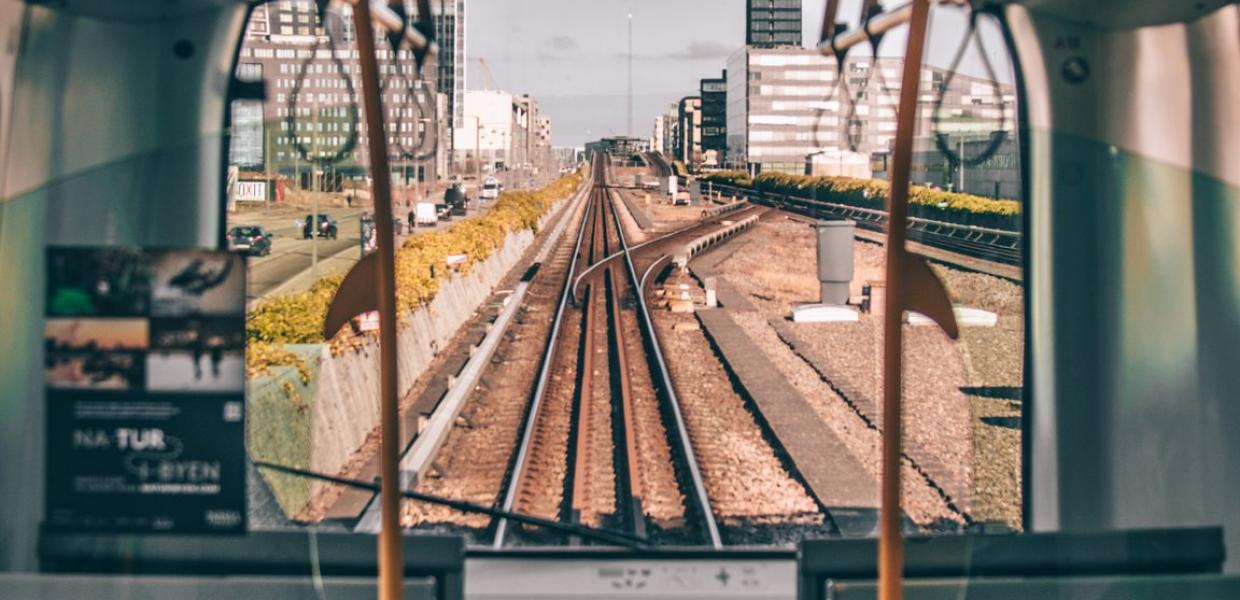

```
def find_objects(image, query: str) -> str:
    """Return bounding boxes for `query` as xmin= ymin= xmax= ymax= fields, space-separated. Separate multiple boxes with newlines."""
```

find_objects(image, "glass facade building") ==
xmin=726 ymin=47 xmax=1015 ymax=176
xmin=241 ymin=0 xmax=464 ymax=169
xmin=746 ymin=0 xmax=802 ymax=48
xmin=700 ymin=70 xmax=727 ymax=166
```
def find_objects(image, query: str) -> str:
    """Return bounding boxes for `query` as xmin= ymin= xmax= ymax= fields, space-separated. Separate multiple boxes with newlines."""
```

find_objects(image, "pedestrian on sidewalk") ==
xmin=346 ymin=194 xmax=353 ymax=207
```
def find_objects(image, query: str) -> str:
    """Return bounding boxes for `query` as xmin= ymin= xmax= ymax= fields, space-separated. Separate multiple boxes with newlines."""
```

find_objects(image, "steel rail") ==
xmin=571 ymin=203 xmax=768 ymax=300
xmin=710 ymin=184 xmax=1022 ymax=265
xmin=606 ymin=187 xmax=723 ymax=549
xmin=568 ymin=194 xmax=603 ymax=527
xmin=606 ymin=263 xmax=646 ymax=540
xmin=491 ymin=166 xmax=598 ymax=548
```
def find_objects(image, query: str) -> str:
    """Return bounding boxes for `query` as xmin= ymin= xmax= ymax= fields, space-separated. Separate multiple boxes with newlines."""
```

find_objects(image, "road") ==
xmin=233 ymin=206 xmax=364 ymax=301
xmin=231 ymin=189 xmax=498 ymax=303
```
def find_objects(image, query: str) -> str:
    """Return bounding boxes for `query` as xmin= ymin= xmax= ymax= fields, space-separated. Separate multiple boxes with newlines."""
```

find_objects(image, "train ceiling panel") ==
xmin=1009 ymin=0 xmax=1234 ymax=30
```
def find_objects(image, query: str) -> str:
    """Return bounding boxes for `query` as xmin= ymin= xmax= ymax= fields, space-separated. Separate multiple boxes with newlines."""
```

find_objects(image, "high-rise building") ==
xmin=699 ymin=70 xmax=727 ymax=167
xmin=512 ymin=94 xmax=553 ymax=171
xmin=233 ymin=1 xmax=463 ymax=182
xmin=433 ymin=0 xmax=466 ymax=137
xmin=661 ymin=104 xmax=679 ymax=156
xmin=676 ymin=97 xmax=703 ymax=169
xmin=725 ymin=46 xmax=1016 ymax=188
xmin=651 ymin=116 xmax=665 ymax=155
xmin=746 ymin=0 xmax=802 ymax=48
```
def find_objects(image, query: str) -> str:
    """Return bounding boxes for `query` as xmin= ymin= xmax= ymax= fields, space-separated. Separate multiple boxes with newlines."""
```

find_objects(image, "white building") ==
xmin=726 ymin=47 xmax=1015 ymax=175
xmin=651 ymin=116 xmax=665 ymax=157
xmin=455 ymin=90 xmax=514 ymax=169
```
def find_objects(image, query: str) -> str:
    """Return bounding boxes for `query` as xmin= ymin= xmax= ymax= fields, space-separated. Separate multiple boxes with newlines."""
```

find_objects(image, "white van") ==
xmin=480 ymin=177 xmax=501 ymax=201
xmin=414 ymin=202 xmax=438 ymax=226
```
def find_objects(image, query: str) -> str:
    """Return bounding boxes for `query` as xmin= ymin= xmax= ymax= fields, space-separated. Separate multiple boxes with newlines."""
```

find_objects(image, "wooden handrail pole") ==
xmin=350 ymin=2 xmax=404 ymax=599
xmin=879 ymin=1 xmax=932 ymax=600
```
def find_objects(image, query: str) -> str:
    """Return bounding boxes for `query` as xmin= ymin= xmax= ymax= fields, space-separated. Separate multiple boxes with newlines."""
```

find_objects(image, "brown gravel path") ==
xmin=959 ymin=317 xmax=1024 ymax=529
xmin=707 ymin=215 xmax=1025 ymax=529
xmin=652 ymin=271 xmax=823 ymax=526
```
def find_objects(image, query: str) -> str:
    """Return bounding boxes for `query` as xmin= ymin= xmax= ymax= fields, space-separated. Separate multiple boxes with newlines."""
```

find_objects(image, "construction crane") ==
xmin=478 ymin=57 xmax=497 ymax=91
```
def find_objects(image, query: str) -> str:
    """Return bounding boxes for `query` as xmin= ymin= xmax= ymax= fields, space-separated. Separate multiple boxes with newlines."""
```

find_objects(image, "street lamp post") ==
xmin=311 ymin=97 xmax=320 ymax=277
xmin=417 ymin=117 xmax=432 ymax=205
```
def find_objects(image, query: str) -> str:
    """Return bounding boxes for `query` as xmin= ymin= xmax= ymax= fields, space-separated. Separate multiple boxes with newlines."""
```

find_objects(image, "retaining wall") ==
xmin=248 ymin=191 xmax=576 ymax=516
xmin=306 ymin=227 xmax=536 ymax=499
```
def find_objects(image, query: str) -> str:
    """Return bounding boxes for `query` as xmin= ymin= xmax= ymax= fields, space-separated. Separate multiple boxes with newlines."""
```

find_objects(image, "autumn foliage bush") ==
xmin=246 ymin=168 xmax=587 ymax=373
xmin=701 ymin=171 xmax=1020 ymax=230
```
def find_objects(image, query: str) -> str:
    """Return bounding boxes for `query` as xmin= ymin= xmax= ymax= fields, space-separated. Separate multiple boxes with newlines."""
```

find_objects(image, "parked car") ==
xmin=302 ymin=214 xmax=338 ymax=239
xmin=435 ymin=203 xmax=451 ymax=221
xmin=226 ymin=225 xmax=273 ymax=256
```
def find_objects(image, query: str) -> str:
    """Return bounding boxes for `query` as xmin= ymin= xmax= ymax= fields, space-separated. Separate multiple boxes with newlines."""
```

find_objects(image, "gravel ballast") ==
xmin=707 ymin=215 xmax=1025 ymax=530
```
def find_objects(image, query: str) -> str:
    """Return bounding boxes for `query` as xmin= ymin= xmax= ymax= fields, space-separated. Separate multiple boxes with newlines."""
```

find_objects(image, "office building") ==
xmin=676 ymin=97 xmax=703 ymax=169
xmin=747 ymin=0 xmax=802 ymax=48
xmin=725 ymin=47 xmax=1016 ymax=176
xmin=455 ymin=90 xmax=514 ymax=170
xmin=232 ymin=1 xmax=463 ymax=182
xmin=452 ymin=90 xmax=553 ymax=174
xmin=661 ymin=104 xmax=679 ymax=156
xmin=433 ymin=0 xmax=466 ymax=138
xmin=700 ymin=70 xmax=727 ymax=168
xmin=651 ymin=116 xmax=666 ymax=157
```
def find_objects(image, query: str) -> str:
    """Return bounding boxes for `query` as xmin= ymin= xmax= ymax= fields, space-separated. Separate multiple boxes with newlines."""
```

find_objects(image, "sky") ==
xmin=464 ymin=0 xmax=1013 ymax=147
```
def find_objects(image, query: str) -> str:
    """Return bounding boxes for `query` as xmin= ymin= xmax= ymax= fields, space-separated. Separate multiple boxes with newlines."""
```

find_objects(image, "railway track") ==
xmin=492 ymin=156 xmax=727 ymax=547
xmin=707 ymin=183 xmax=1022 ymax=267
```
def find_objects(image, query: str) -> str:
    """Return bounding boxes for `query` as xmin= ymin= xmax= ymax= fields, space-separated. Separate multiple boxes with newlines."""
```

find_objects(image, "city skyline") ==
xmin=466 ymin=0 xmax=1013 ymax=147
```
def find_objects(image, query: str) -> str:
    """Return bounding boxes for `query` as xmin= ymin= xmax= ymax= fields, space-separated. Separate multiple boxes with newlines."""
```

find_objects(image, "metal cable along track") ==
xmin=709 ymin=183 xmax=1022 ymax=266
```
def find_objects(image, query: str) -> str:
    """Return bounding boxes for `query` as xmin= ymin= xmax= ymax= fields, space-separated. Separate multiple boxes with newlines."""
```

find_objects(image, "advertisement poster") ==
xmin=44 ymin=248 xmax=247 ymax=534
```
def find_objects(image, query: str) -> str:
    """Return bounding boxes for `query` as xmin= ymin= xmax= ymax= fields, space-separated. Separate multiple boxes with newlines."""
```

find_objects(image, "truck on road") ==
xmin=414 ymin=202 xmax=438 ymax=227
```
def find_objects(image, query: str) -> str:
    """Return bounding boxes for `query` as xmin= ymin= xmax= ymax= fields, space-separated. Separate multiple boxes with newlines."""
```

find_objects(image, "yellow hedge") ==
xmin=247 ymin=168 xmax=586 ymax=372
xmin=702 ymin=171 xmax=1021 ymax=230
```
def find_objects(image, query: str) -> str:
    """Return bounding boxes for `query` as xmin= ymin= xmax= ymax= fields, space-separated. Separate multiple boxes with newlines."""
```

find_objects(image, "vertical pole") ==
xmin=959 ymin=136 xmax=966 ymax=192
xmin=350 ymin=3 xmax=404 ymax=599
xmin=265 ymin=126 xmax=272 ymax=215
xmin=879 ymin=2 xmax=930 ymax=600
xmin=312 ymin=97 xmax=320 ymax=276
xmin=295 ymin=134 xmax=301 ymax=191
xmin=627 ymin=9 xmax=633 ymax=137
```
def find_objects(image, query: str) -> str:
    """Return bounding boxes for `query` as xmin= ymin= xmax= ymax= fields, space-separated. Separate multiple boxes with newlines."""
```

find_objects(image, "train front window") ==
xmin=5 ymin=0 xmax=1239 ymax=597
xmin=226 ymin=0 xmax=1024 ymax=546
